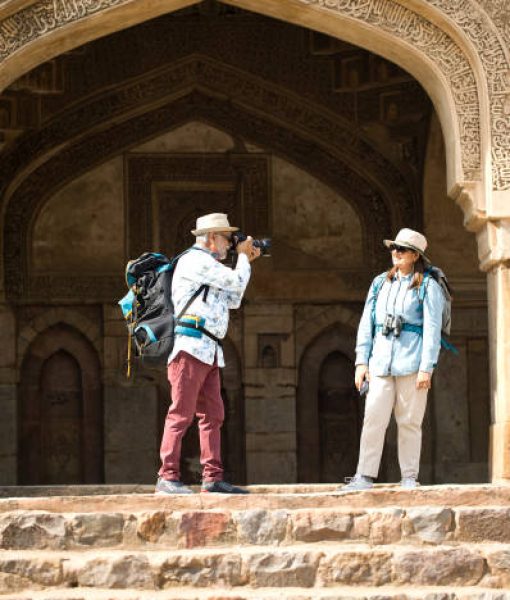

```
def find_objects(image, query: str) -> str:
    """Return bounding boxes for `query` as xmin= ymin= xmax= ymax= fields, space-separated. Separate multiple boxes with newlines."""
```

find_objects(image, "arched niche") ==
xmin=18 ymin=323 xmax=103 ymax=484
xmin=297 ymin=322 xmax=358 ymax=483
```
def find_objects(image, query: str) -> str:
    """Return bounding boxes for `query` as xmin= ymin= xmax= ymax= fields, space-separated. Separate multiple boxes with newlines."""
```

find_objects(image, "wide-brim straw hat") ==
xmin=191 ymin=213 xmax=239 ymax=236
xmin=383 ymin=228 xmax=431 ymax=264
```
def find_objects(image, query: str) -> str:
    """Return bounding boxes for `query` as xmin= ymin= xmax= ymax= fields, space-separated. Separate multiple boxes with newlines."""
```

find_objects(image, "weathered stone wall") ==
xmin=0 ymin=3 xmax=497 ymax=485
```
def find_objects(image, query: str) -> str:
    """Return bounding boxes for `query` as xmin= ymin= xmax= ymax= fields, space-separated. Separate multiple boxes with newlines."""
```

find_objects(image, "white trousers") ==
xmin=356 ymin=373 xmax=428 ymax=479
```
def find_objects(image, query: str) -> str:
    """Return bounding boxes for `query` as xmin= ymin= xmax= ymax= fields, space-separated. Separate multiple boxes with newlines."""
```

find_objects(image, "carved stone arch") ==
xmin=296 ymin=304 xmax=361 ymax=368
xmin=0 ymin=0 xmax=493 ymax=194
xmin=18 ymin=309 xmax=102 ymax=363
xmin=296 ymin=321 xmax=358 ymax=482
xmin=18 ymin=322 xmax=103 ymax=484
xmin=227 ymin=0 xmax=487 ymax=192
xmin=4 ymin=88 xmax=410 ymax=299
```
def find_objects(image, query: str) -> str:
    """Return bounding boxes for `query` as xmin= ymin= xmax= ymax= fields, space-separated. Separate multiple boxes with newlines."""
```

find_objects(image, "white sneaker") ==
xmin=400 ymin=477 xmax=420 ymax=489
xmin=337 ymin=474 xmax=373 ymax=492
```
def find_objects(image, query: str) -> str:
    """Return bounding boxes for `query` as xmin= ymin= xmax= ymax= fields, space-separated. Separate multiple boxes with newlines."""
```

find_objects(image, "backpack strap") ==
xmin=176 ymin=284 xmax=209 ymax=322
xmin=371 ymin=274 xmax=387 ymax=329
xmin=418 ymin=269 xmax=431 ymax=303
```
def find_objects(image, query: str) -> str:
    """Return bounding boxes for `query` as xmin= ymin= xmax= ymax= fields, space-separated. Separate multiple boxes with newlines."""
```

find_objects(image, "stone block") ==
xmin=245 ymin=397 xmax=296 ymax=433
xmin=291 ymin=510 xmax=352 ymax=542
xmin=367 ymin=509 xmax=403 ymax=545
xmin=486 ymin=548 xmax=510 ymax=587
xmin=392 ymin=548 xmax=485 ymax=586
xmin=246 ymin=432 xmax=296 ymax=452
xmin=403 ymin=507 xmax=453 ymax=544
xmin=159 ymin=552 xmax=244 ymax=587
xmin=104 ymin=336 xmax=126 ymax=370
xmin=136 ymin=511 xmax=171 ymax=544
xmin=246 ymin=451 xmax=296 ymax=483
xmin=235 ymin=509 xmax=288 ymax=545
xmin=0 ymin=512 xmax=67 ymax=549
xmin=243 ymin=550 xmax=320 ymax=587
xmin=77 ymin=554 xmax=154 ymax=589
xmin=70 ymin=513 xmax=124 ymax=547
xmin=318 ymin=550 xmax=392 ymax=586
xmin=0 ymin=556 xmax=64 ymax=587
xmin=456 ymin=507 xmax=510 ymax=542
xmin=103 ymin=304 xmax=122 ymax=322
xmin=104 ymin=384 xmax=159 ymax=483
xmin=244 ymin=368 xmax=296 ymax=388
xmin=178 ymin=511 xmax=234 ymax=549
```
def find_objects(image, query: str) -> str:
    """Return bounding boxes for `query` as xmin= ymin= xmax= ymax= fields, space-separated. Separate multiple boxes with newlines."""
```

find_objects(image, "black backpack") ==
xmin=118 ymin=251 xmax=207 ymax=375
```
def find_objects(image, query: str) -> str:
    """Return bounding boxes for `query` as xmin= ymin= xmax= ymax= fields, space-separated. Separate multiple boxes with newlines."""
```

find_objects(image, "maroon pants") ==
xmin=158 ymin=351 xmax=224 ymax=482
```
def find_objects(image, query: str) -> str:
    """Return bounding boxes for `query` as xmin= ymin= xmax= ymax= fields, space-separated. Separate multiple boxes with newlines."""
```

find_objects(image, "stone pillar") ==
xmin=0 ymin=304 xmax=18 ymax=484
xmin=103 ymin=304 xmax=160 ymax=483
xmin=244 ymin=304 xmax=297 ymax=484
xmin=477 ymin=217 xmax=510 ymax=482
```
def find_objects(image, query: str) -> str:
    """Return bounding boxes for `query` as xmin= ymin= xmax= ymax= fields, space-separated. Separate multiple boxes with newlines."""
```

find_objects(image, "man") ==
xmin=156 ymin=213 xmax=260 ymax=495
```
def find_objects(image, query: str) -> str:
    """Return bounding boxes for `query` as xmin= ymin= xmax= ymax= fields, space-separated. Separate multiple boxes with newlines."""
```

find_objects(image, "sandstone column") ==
xmin=477 ymin=217 xmax=510 ymax=482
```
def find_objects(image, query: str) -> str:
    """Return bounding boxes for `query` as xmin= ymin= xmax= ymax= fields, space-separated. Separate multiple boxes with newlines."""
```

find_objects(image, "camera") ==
xmin=230 ymin=232 xmax=272 ymax=257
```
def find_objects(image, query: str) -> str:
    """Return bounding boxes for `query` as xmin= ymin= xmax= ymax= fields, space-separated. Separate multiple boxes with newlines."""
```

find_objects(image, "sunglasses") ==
xmin=389 ymin=244 xmax=412 ymax=253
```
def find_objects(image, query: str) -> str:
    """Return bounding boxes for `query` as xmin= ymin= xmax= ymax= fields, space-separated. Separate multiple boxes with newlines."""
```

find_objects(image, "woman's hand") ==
xmin=355 ymin=364 xmax=369 ymax=391
xmin=416 ymin=370 xmax=432 ymax=390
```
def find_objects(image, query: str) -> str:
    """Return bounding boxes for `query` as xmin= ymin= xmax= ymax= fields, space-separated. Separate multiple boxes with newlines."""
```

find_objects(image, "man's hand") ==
xmin=416 ymin=370 xmax=432 ymax=390
xmin=236 ymin=236 xmax=261 ymax=262
xmin=355 ymin=364 xmax=369 ymax=391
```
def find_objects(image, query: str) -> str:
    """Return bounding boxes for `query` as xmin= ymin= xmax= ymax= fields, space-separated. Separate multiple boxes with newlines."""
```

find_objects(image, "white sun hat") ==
xmin=383 ymin=228 xmax=431 ymax=264
xmin=191 ymin=213 xmax=240 ymax=236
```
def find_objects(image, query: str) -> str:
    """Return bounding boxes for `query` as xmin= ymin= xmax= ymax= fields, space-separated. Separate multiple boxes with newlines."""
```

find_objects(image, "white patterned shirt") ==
xmin=168 ymin=245 xmax=251 ymax=367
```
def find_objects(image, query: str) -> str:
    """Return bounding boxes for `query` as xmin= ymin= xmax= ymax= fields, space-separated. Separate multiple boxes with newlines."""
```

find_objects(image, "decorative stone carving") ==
xmin=3 ymin=62 xmax=411 ymax=298
xmin=1 ymin=0 xmax=509 ymax=189
xmin=302 ymin=0 xmax=482 ymax=183
xmin=126 ymin=153 xmax=270 ymax=258
xmin=0 ymin=0 xmax=129 ymax=62
xmin=425 ymin=0 xmax=510 ymax=191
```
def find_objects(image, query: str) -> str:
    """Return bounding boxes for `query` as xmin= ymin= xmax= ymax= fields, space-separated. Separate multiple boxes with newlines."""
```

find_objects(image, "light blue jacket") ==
xmin=355 ymin=271 xmax=445 ymax=376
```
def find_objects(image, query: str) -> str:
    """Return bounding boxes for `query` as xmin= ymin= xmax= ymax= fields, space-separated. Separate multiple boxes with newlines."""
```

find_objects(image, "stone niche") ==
xmin=31 ymin=157 xmax=124 ymax=275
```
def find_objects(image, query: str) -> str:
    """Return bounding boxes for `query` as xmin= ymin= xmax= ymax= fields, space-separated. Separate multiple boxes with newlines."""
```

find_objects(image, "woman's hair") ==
xmin=386 ymin=254 xmax=425 ymax=289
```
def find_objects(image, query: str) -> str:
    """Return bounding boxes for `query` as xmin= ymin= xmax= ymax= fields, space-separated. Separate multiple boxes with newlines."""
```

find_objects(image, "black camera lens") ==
xmin=230 ymin=232 xmax=271 ymax=257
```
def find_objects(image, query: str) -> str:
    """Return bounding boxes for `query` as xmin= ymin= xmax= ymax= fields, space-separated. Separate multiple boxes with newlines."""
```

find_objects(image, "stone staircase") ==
xmin=0 ymin=484 xmax=509 ymax=599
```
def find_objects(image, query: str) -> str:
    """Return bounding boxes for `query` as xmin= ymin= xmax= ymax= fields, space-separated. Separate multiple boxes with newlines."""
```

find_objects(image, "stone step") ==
xmin=1 ymin=504 xmax=509 ymax=550
xmin=0 ymin=543 xmax=509 ymax=592
xmin=1 ymin=484 xmax=509 ymax=513
xmin=3 ymin=586 xmax=510 ymax=600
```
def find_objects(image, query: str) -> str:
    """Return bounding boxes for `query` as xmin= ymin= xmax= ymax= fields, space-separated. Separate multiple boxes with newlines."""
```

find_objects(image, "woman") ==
xmin=342 ymin=228 xmax=445 ymax=491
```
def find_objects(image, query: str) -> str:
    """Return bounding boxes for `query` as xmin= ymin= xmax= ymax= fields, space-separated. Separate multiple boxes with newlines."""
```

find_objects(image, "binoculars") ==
xmin=382 ymin=314 xmax=403 ymax=337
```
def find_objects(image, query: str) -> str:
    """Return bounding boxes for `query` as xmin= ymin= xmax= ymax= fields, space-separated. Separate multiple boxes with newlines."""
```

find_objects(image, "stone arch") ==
xmin=3 ymin=80 xmax=414 ymax=298
xmin=296 ymin=304 xmax=361 ymax=368
xmin=296 ymin=321 xmax=358 ymax=482
xmin=0 ymin=0 xmax=498 ymax=196
xmin=17 ymin=308 xmax=102 ymax=363
xmin=18 ymin=322 xmax=103 ymax=484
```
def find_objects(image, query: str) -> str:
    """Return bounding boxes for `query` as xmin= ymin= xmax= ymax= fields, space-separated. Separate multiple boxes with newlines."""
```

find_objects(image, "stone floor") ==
xmin=0 ymin=485 xmax=509 ymax=599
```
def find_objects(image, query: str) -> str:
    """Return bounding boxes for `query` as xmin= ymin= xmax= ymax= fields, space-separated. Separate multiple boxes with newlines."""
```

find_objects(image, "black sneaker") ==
xmin=201 ymin=480 xmax=249 ymax=494
xmin=155 ymin=478 xmax=193 ymax=495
